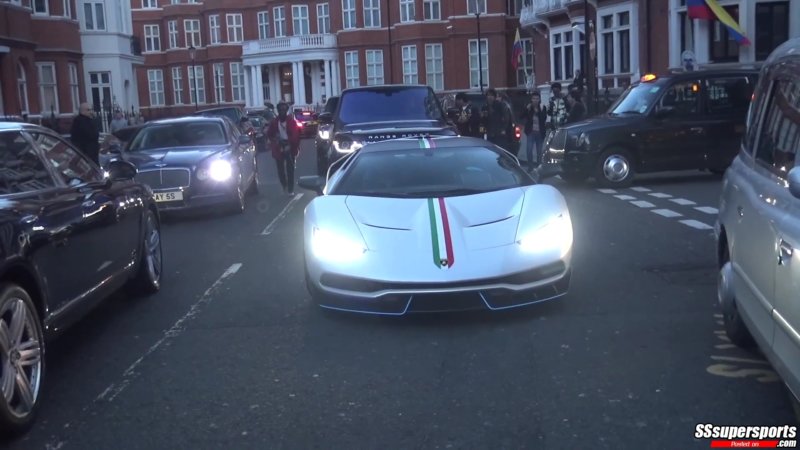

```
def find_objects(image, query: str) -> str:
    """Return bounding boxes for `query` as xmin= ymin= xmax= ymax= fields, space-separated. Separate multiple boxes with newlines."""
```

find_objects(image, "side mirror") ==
xmin=106 ymin=159 xmax=137 ymax=181
xmin=107 ymin=143 xmax=122 ymax=154
xmin=788 ymin=167 xmax=800 ymax=199
xmin=654 ymin=106 xmax=675 ymax=119
xmin=297 ymin=175 xmax=325 ymax=195
xmin=318 ymin=112 xmax=333 ymax=124
xmin=531 ymin=163 xmax=562 ymax=182
xmin=239 ymin=134 xmax=252 ymax=144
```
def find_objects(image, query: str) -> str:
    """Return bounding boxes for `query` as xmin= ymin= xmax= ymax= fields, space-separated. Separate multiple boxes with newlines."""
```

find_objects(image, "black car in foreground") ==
xmin=0 ymin=122 xmax=162 ymax=434
xmin=111 ymin=116 xmax=259 ymax=214
xmin=321 ymin=85 xmax=458 ymax=167
xmin=549 ymin=69 xmax=759 ymax=187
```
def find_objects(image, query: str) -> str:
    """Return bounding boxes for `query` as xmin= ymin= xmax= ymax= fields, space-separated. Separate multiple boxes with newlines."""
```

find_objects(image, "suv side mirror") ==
xmin=106 ymin=159 xmax=137 ymax=181
xmin=107 ymin=143 xmax=122 ymax=154
xmin=318 ymin=112 xmax=333 ymax=124
xmin=654 ymin=106 xmax=675 ymax=119
xmin=788 ymin=167 xmax=800 ymax=199
xmin=239 ymin=134 xmax=252 ymax=144
xmin=297 ymin=175 xmax=325 ymax=195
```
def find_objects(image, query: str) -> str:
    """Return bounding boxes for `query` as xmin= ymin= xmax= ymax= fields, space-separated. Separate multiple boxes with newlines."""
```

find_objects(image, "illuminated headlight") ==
xmin=333 ymin=139 xmax=363 ymax=154
xmin=198 ymin=160 xmax=233 ymax=181
xmin=318 ymin=125 xmax=333 ymax=140
xmin=103 ymin=170 xmax=110 ymax=179
xmin=517 ymin=214 xmax=573 ymax=257
xmin=311 ymin=226 xmax=367 ymax=262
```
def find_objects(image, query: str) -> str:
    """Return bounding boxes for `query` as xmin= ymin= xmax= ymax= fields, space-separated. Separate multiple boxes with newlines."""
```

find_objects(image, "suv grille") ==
xmin=136 ymin=169 xmax=191 ymax=189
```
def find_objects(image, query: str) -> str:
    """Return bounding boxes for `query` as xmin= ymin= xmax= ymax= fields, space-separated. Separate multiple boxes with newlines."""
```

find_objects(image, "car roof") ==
xmin=342 ymin=84 xmax=433 ymax=93
xmin=0 ymin=121 xmax=55 ymax=133
xmin=649 ymin=68 xmax=760 ymax=82
xmin=195 ymin=106 xmax=242 ymax=113
xmin=357 ymin=136 xmax=495 ymax=153
xmin=763 ymin=37 xmax=800 ymax=66
xmin=144 ymin=116 xmax=229 ymax=126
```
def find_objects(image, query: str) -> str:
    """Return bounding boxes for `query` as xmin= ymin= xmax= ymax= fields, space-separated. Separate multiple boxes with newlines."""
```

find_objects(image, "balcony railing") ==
xmin=243 ymin=34 xmax=337 ymax=56
xmin=519 ymin=0 xmax=569 ymax=27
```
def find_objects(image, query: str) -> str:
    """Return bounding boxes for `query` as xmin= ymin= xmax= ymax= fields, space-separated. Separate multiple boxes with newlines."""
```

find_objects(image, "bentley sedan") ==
xmin=114 ymin=117 xmax=260 ymax=214
xmin=0 ymin=122 xmax=162 ymax=433
xmin=298 ymin=136 xmax=572 ymax=315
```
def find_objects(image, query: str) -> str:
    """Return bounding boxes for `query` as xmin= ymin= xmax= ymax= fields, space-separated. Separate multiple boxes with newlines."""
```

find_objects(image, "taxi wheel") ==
xmin=595 ymin=149 xmax=635 ymax=188
xmin=719 ymin=246 xmax=754 ymax=348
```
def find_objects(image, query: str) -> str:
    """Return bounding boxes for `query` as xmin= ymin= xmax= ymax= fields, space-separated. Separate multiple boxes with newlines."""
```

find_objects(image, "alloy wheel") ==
xmin=0 ymin=297 xmax=42 ymax=420
xmin=144 ymin=213 xmax=162 ymax=288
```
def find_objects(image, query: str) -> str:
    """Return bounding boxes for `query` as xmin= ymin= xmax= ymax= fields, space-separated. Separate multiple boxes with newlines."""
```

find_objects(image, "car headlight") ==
xmin=311 ymin=226 xmax=367 ymax=262
xmin=318 ymin=125 xmax=333 ymax=140
xmin=197 ymin=160 xmax=233 ymax=182
xmin=577 ymin=132 xmax=589 ymax=148
xmin=333 ymin=139 xmax=363 ymax=154
xmin=517 ymin=214 xmax=573 ymax=257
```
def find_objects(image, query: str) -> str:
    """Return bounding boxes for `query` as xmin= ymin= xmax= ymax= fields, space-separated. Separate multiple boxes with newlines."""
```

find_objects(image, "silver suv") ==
xmin=717 ymin=37 xmax=800 ymax=410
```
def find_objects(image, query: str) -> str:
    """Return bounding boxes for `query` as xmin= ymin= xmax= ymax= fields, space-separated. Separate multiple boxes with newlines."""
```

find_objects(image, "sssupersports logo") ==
xmin=695 ymin=425 xmax=797 ymax=440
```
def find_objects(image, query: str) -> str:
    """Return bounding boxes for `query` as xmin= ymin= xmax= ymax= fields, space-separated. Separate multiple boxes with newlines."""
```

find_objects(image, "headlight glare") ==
xmin=208 ymin=160 xmax=233 ymax=181
xmin=318 ymin=125 xmax=332 ymax=140
xmin=311 ymin=226 xmax=366 ymax=262
xmin=518 ymin=214 xmax=573 ymax=257
xmin=333 ymin=139 xmax=362 ymax=154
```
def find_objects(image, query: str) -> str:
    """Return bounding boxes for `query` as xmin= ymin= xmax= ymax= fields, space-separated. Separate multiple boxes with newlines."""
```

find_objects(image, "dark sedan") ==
xmin=294 ymin=110 xmax=318 ymax=137
xmin=112 ymin=117 xmax=260 ymax=214
xmin=0 ymin=122 xmax=162 ymax=433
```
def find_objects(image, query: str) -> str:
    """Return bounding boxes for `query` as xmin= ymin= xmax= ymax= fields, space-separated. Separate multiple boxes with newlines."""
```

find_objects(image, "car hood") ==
xmin=122 ymin=146 xmax=227 ymax=169
xmin=336 ymin=120 xmax=457 ymax=142
xmin=344 ymin=188 xmax=525 ymax=252
xmin=560 ymin=113 xmax=645 ymax=133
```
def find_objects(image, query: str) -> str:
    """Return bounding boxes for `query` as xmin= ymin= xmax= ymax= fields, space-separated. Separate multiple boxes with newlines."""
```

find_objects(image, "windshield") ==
xmin=609 ymin=81 xmax=667 ymax=115
xmin=331 ymin=146 xmax=532 ymax=198
xmin=338 ymin=87 xmax=443 ymax=124
xmin=128 ymin=122 xmax=227 ymax=151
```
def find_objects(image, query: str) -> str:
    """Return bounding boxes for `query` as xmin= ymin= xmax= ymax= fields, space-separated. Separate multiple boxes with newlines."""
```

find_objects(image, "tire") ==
xmin=594 ymin=148 xmax=635 ymax=188
xmin=128 ymin=208 xmax=163 ymax=296
xmin=718 ymin=244 xmax=754 ymax=348
xmin=0 ymin=283 xmax=45 ymax=436
xmin=230 ymin=179 xmax=245 ymax=214
xmin=247 ymin=159 xmax=260 ymax=196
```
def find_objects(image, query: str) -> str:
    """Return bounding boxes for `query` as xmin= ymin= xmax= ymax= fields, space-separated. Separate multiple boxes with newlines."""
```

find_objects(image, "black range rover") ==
xmin=550 ymin=69 xmax=759 ymax=187
xmin=322 ymin=85 xmax=457 ymax=165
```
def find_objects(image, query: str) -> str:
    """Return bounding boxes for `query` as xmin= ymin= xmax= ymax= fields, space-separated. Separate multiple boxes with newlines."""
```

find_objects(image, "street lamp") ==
xmin=188 ymin=45 xmax=198 ymax=110
xmin=471 ymin=0 xmax=484 ymax=93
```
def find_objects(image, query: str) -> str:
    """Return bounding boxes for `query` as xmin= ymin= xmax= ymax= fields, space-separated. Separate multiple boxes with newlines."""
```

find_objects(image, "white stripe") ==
xmin=631 ymin=200 xmax=655 ymax=208
xmin=680 ymin=219 xmax=713 ymax=230
xmin=261 ymin=193 xmax=304 ymax=235
xmin=670 ymin=198 xmax=696 ymax=206
xmin=597 ymin=188 xmax=617 ymax=194
xmin=649 ymin=192 xmax=672 ymax=198
xmin=630 ymin=187 xmax=651 ymax=192
xmin=434 ymin=200 xmax=447 ymax=261
xmin=695 ymin=206 xmax=719 ymax=214
xmin=652 ymin=209 xmax=682 ymax=218
xmin=614 ymin=195 xmax=636 ymax=200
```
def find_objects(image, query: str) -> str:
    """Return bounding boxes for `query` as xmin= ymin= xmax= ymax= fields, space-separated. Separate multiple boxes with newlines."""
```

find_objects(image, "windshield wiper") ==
xmin=613 ymin=110 xmax=644 ymax=115
xmin=346 ymin=191 xmax=411 ymax=198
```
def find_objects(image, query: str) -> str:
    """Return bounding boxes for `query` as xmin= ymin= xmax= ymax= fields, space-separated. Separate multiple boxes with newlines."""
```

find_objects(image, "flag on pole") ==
xmin=511 ymin=28 xmax=523 ymax=70
xmin=687 ymin=0 xmax=714 ymax=20
xmin=704 ymin=0 xmax=751 ymax=46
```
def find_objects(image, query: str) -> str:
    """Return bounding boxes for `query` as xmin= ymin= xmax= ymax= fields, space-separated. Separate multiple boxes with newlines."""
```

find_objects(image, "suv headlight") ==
xmin=333 ymin=138 xmax=363 ymax=154
xmin=517 ymin=214 xmax=573 ymax=257
xmin=318 ymin=124 xmax=333 ymax=140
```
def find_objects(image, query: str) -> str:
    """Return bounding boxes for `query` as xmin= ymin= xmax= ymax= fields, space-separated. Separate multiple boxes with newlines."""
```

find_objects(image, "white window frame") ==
xmin=365 ymin=50 xmax=384 ymax=85
xmin=68 ymin=63 xmax=80 ymax=113
xmin=342 ymin=0 xmax=356 ymax=30
xmin=402 ymin=45 xmax=418 ymax=84
xmin=273 ymin=6 xmax=286 ymax=37
xmin=425 ymin=43 xmax=444 ymax=91
xmin=142 ymin=0 xmax=157 ymax=9
xmin=317 ymin=3 xmax=330 ymax=34
xmin=184 ymin=19 xmax=201 ymax=48
xmin=467 ymin=0 xmax=487 ymax=15
xmin=230 ymin=63 xmax=245 ymax=103
xmin=213 ymin=63 xmax=225 ymax=103
xmin=209 ymin=15 xmax=221 ymax=45
xmin=171 ymin=66 xmax=183 ymax=104
xmin=292 ymin=5 xmax=310 ymax=35
xmin=344 ymin=51 xmax=359 ymax=88
xmin=226 ymin=14 xmax=243 ymax=43
xmin=468 ymin=38 xmax=488 ymax=89
xmin=17 ymin=63 xmax=29 ymax=115
xmin=33 ymin=0 xmax=48 ymax=15
xmin=63 ymin=0 xmax=71 ymax=18
xmin=400 ymin=0 xmax=415 ymax=22
xmin=549 ymin=25 xmax=583 ymax=83
xmin=423 ymin=0 xmax=441 ymax=20
xmin=188 ymin=65 xmax=206 ymax=104
xmin=516 ymin=38 xmax=534 ymax=87
xmin=364 ymin=0 xmax=381 ymax=28
xmin=36 ymin=62 xmax=58 ymax=114
xmin=82 ymin=1 xmax=106 ymax=31
xmin=257 ymin=11 xmax=270 ymax=40
xmin=168 ymin=20 xmax=179 ymax=49
xmin=144 ymin=24 xmax=161 ymax=52
xmin=597 ymin=2 xmax=638 ymax=85
xmin=147 ymin=69 xmax=165 ymax=106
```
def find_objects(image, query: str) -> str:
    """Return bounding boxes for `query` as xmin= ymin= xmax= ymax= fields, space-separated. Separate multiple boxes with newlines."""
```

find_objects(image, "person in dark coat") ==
xmin=266 ymin=102 xmax=302 ymax=194
xmin=565 ymin=90 xmax=587 ymax=124
xmin=70 ymin=103 xmax=100 ymax=164
xmin=520 ymin=90 xmax=548 ymax=170
xmin=481 ymin=88 xmax=513 ymax=151
xmin=454 ymin=92 xmax=481 ymax=137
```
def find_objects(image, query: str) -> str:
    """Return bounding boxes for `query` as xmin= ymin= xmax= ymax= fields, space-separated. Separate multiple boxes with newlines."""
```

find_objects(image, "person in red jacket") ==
xmin=266 ymin=102 xmax=302 ymax=194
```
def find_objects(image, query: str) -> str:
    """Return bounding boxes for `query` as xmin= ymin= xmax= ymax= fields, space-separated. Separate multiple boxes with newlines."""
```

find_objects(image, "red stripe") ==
xmin=710 ymin=441 xmax=780 ymax=448
xmin=438 ymin=198 xmax=455 ymax=267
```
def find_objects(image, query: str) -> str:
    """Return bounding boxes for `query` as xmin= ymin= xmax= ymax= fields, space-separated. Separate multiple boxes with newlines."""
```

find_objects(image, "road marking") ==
xmin=680 ymin=219 xmax=713 ymax=230
xmin=695 ymin=206 xmax=719 ymax=215
xmin=630 ymin=200 xmax=655 ymax=208
xmin=631 ymin=187 xmax=651 ymax=192
xmin=597 ymin=188 xmax=617 ymax=194
xmin=96 ymin=263 xmax=243 ymax=403
xmin=261 ymin=193 xmax=304 ymax=235
xmin=652 ymin=209 xmax=682 ymax=218
xmin=648 ymin=192 xmax=672 ymax=198
xmin=614 ymin=195 xmax=636 ymax=200
xmin=670 ymin=198 xmax=696 ymax=206
xmin=710 ymin=355 xmax=770 ymax=365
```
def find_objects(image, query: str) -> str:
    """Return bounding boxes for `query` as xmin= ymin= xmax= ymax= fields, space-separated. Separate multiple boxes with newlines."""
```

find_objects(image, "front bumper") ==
xmin=309 ymin=261 xmax=571 ymax=315
xmin=151 ymin=186 xmax=238 ymax=212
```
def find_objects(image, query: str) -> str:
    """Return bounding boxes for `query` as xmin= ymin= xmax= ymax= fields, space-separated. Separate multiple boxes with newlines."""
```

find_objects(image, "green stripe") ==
xmin=419 ymin=138 xmax=427 ymax=149
xmin=427 ymin=198 xmax=441 ymax=267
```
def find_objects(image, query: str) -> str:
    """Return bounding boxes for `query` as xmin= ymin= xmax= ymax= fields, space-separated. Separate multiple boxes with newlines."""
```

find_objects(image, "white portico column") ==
xmin=268 ymin=65 xmax=279 ymax=104
xmin=324 ymin=59 xmax=332 ymax=101
xmin=254 ymin=64 xmax=264 ymax=107
xmin=332 ymin=60 xmax=341 ymax=94
xmin=291 ymin=62 xmax=301 ymax=104
xmin=310 ymin=61 xmax=321 ymax=105
xmin=297 ymin=61 xmax=307 ymax=106
xmin=244 ymin=66 xmax=253 ymax=107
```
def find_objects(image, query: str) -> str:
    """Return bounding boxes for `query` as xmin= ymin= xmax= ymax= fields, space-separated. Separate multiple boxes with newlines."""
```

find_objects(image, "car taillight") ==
xmin=515 ymin=126 xmax=521 ymax=140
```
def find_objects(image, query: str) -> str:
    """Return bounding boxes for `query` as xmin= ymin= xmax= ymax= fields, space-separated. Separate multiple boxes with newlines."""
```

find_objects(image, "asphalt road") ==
xmin=5 ymin=140 xmax=797 ymax=450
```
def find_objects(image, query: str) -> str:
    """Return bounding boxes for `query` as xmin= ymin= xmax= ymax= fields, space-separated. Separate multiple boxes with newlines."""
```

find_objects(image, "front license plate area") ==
xmin=153 ymin=191 xmax=183 ymax=202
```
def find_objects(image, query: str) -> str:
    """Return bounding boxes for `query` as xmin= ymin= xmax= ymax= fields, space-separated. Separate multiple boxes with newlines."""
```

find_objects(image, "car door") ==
xmin=230 ymin=122 xmax=255 ymax=188
xmin=27 ymin=130 xmax=141 ymax=298
xmin=638 ymin=78 xmax=707 ymax=171
xmin=701 ymin=75 xmax=755 ymax=170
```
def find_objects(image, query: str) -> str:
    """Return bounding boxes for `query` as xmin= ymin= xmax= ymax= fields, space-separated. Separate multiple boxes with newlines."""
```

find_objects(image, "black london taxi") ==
xmin=549 ymin=69 xmax=759 ymax=187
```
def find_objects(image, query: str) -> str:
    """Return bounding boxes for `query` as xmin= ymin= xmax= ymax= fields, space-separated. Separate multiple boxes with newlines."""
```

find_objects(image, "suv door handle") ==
xmin=779 ymin=239 xmax=793 ymax=265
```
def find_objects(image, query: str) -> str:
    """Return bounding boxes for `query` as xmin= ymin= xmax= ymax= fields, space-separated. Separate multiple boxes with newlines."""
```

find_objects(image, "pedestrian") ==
xmin=546 ymin=82 xmax=568 ymax=131
xmin=110 ymin=110 xmax=128 ymax=132
xmin=454 ymin=92 xmax=481 ymax=137
xmin=565 ymin=90 xmax=587 ymax=124
xmin=266 ymin=102 xmax=301 ymax=195
xmin=70 ymin=102 xmax=100 ymax=164
xmin=521 ymin=90 xmax=548 ymax=171
xmin=481 ymin=88 xmax=513 ymax=152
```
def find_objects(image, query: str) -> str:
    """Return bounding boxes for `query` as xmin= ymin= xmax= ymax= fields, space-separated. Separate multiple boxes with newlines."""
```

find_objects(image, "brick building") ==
xmin=132 ymin=0 xmax=529 ymax=119
xmin=0 ymin=0 xmax=85 ymax=129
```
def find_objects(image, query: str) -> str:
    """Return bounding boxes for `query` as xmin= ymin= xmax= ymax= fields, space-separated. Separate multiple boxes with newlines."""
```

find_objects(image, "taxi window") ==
xmin=754 ymin=78 xmax=800 ymax=178
xmin=659 ymin=80 xmax=700 ymax=115
xmin=705 ymin=77 xmax=753 ymax=114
